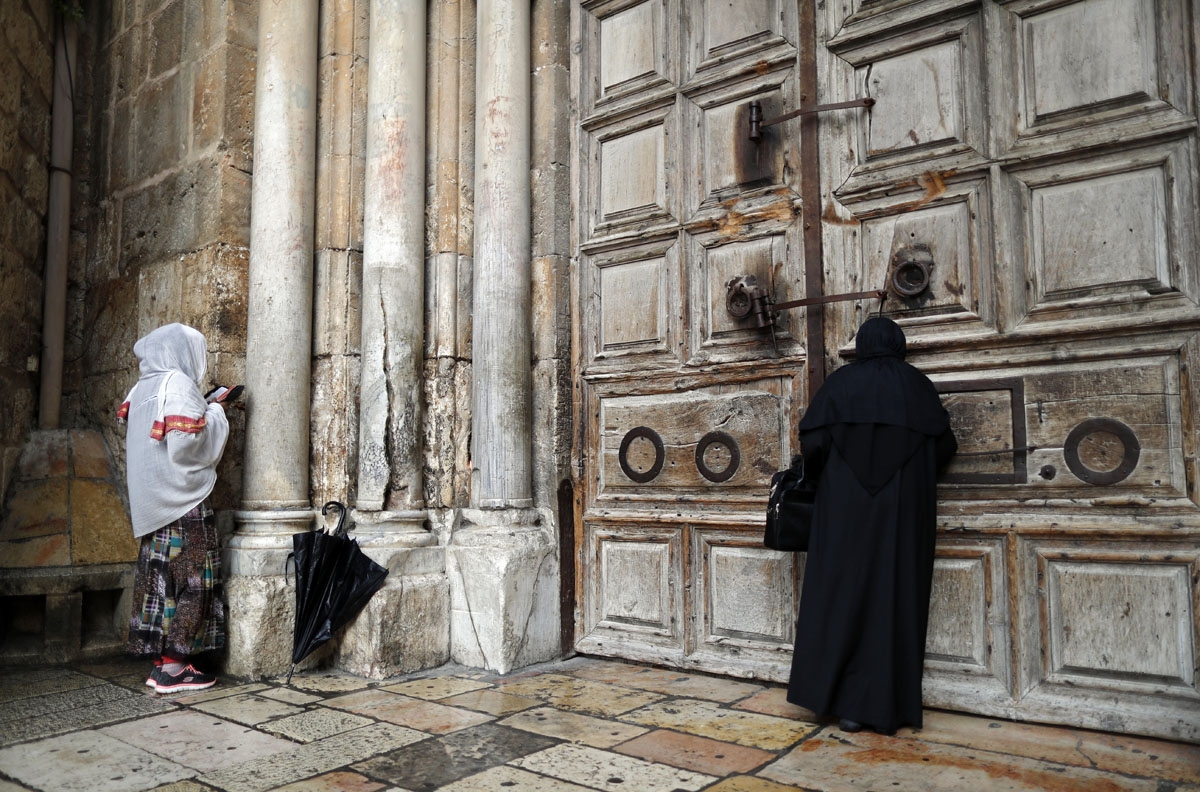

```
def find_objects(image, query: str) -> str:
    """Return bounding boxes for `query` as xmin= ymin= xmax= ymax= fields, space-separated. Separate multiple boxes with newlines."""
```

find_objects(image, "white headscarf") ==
xmin=119 ymin=324 xmax=229 ymax=537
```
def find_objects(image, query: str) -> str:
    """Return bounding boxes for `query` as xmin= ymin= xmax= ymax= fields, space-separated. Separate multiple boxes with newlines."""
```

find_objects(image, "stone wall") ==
xmin=69 ymin=0 xmax=257 ymax=516
xmin=0 ymin=0 xmax=53 ymax=502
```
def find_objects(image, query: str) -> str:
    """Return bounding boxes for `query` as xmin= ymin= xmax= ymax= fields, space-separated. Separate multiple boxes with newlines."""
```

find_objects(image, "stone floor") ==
xmin=0 ymin=656 xmax=1196 ymax=792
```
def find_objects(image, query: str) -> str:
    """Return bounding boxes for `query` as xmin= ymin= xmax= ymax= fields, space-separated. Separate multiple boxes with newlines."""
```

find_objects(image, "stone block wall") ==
xmin=69 ymin=0 xmax=257 ymax=513
xmin=0 ymin=0 xmax=54 ymax=502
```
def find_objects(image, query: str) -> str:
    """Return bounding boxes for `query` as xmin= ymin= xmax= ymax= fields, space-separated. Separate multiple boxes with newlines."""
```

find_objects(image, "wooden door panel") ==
xmin=1016 ymin=540 xmax=1200 ymax=736
xmin=582 ymin=521 xmax=684 ymax=663
xmin=1004 ymin=141 xmax=1199 ymax=324
xmin=689 ymin=528 xmax=799 ymax=679
xmin=686 ymin=232 xmax=804 ymax=364
xmin=581 ymin=0 xmax=675 ymax=118
xmin=593 ymin=379 xmax=790 ymax=504
xmin=935 ymin=355 xmax=1191 ymax=501
xmin=997 ymin=0 xmax=1194 ymax=155
xmin=583 ymin=238 xmax=682 ymax=372
xmin=923 ymin=536 xmax=1013 ymax=707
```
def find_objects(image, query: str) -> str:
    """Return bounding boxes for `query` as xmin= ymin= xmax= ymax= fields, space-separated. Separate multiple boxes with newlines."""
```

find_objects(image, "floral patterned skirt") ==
xmin=126 ymin=501 xmax=226 ymax=659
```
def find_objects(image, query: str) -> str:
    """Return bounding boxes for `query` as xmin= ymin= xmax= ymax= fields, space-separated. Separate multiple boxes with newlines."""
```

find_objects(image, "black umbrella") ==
xmin=286 ymin=501 xmax=389 ymax=683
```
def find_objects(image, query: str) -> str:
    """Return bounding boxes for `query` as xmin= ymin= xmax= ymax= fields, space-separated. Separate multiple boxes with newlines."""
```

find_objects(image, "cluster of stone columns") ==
xmin=227 ymin=0 xmax=555 ymax=679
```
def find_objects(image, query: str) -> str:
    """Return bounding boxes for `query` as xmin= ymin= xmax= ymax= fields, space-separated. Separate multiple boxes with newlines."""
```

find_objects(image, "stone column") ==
xmin=471 ymin=0 xmax=533 ymax=510
xmin=226 ymin=0 xmax=319 ymax=678
xmin=337 ymin=0 xmax=449 ymax=679
xmin=358 ymin=0 xmax=427 ymax=519
xmin=449 ymin=0 xmax=558 ymax=675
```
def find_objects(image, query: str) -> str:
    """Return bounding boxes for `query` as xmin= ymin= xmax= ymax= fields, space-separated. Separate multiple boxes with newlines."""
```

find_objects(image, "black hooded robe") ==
xmin=786 ymin=317 xmax=956 ymax=733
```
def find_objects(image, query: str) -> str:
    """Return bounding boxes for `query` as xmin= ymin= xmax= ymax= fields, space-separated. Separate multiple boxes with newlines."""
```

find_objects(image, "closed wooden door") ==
xmin=815 ymin=0 xmax=1199 ymax=740
xmin=571 ymin=0 xmax=812 ymax=679
xmin=571 ymin=0 xmax=1200 ymax=741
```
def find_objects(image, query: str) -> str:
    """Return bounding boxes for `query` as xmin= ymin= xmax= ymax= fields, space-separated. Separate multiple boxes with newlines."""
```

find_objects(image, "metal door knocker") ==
xmin=890 ymin=244 xmax=933 ymax=298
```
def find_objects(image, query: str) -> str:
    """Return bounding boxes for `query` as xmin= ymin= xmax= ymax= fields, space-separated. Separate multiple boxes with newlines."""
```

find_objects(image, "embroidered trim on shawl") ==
xmin=117 ymin=401 xmax=130 ymax=423
xmin=149 ymin=414 xmax=207 ymax=440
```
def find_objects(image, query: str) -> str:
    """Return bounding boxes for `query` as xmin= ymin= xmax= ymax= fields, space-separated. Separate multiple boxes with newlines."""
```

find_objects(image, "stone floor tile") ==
xmin=259 ymin=686 xmax=325 ymax=706
xmin=199 ymin=723 xmax=425 ymax=792
xmin=495 ymin=673 xmax=664 ymax=716
xmin=0 ymin=691 xmax=174 ymax=747
xmin=498 ymin=705 xmax=648 ymax=748
xmin=0 ymin=667 xmax=104 ymax=705
xmin=380 ymin=677 xmax=491 ymax=701
xmin=351 ymin=722 xmax=559 ymax=792
xmin=0 ymin=729 xmax=193 ymax=792
xmin=101 ymin=709 xmax=297 ymax=772
xmin=0 ymin=680 xmax=134 ymax=724
xmin=267 ymin=770 xmax=388 ymax=791
xmin=438 ymin=688 xmax=541 ymax=717
xmin=325 ymin=689 xmax=493 ymax=734
xmin=263 ymin=708 xmax=377 ymax=743
xmin=910 ymin=709 xmax=1200 ymax=784
xmin=511 ymin=742 xmax=716 ymax=791
xmin=143 ymin=781 xmax=220 ymax=791
xmin=732 ymin=686 xmax=820 ymax=721
xmin=614 ymin=728 xmax=777 ymax=776
xmin=78 ymin=660 xmax=151 ymax=691
xmin=702 ymin=777 xmax=810 ymax=791
xmin=568 ymin=662 xmax=766 ymax=703
xmin=762 ymin=731 xmax=1170 ymax=792
xmin=280 ymin=674 xmax=376 ymax=695
xmin=171 ymin=682 xmax=268 ymax=705
xmin=620 ymin=698 xmax=817 ymax=751
xmin=437 ymin=765 xmax=594 ymax=791
xmin=0 ymin=781 xmax=33 ymax=792
xmin=190 ymin=691 xmax=307 ymax=727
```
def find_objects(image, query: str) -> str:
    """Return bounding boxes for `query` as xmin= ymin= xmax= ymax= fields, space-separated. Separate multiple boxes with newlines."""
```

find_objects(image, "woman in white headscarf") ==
xmin=119 ymin=323 xmax=230 ymax=693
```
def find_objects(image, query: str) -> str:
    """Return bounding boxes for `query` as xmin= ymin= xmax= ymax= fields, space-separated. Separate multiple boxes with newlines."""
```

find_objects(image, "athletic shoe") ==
xmin=144 ymin=664 xmax=162 ymax=688
xmin=154 ymin=664 xmax=216 ymax=693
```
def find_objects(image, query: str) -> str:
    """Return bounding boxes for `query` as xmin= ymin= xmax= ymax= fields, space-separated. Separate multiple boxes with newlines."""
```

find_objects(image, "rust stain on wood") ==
xmin=822 ymin=202 xmax=859 ymax=226
xmin=890 ymin=169 xmax=955 ymax=213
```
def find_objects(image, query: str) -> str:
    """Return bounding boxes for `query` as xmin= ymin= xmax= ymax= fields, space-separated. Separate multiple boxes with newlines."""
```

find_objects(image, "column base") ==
xmin=334 ymin=546 xmax=449 ymax=678
xmin=448 ymin=508 xmax=560 ymax=673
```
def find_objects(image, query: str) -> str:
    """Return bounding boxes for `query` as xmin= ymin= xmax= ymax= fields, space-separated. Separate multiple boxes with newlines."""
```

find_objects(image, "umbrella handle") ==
xmin=321 ymin=500 xmax=349 ymax=536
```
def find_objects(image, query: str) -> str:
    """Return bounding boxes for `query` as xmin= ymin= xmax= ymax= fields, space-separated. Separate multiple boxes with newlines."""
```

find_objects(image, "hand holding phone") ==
xmin=205 ymin=384 xmax=244 ymax=404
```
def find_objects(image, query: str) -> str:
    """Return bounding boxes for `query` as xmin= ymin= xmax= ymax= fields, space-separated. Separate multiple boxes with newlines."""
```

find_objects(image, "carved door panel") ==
xmin=817 ymin=0 xmax=1200 ymax=740
xmin=571 ymin=0 xmax=810 ymax=678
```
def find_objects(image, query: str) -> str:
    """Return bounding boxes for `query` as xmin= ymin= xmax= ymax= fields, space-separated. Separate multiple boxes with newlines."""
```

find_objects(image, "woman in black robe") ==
xmin=787 ymin=316 xmax=957 ymax=734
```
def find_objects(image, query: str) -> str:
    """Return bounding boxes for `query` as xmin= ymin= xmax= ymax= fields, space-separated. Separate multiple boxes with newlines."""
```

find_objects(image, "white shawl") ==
xmin=119 ymin=324 xmax=229 ymax=538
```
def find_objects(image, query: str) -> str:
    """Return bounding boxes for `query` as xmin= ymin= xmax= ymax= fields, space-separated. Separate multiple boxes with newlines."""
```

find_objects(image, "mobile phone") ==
xmin=205 ymin=384 xmax=244 ymax=404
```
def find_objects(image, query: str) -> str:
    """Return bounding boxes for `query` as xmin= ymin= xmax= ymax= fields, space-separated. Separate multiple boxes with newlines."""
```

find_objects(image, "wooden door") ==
xmin=571 ymin=0 xmax=812 ymax=679
xmin=815 ymin=0 xmax=1200 ymax=740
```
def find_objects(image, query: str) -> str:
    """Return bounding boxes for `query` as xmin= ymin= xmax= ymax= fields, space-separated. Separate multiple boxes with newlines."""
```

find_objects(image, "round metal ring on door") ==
xmin=695 ymin=431 xmax=741 ymax=483
xmin=1063 ymin=418 xmax=1140 ymax=486
xmin=618 ymin=426 xmax=666 ymax=483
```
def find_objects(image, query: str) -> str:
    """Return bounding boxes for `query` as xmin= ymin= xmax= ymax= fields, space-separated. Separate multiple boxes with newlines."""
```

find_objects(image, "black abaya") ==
xmin=786 ymin=317 xmax=956 ymax=733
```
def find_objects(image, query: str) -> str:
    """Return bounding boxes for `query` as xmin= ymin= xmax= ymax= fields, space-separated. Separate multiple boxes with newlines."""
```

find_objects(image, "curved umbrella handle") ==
xmin=321 ymin=500 xmax=348 ymax=536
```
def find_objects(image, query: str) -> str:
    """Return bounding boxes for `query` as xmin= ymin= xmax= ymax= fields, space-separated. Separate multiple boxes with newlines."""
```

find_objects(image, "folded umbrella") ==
xmin=286 ymin=501 xmax=388 ymax=683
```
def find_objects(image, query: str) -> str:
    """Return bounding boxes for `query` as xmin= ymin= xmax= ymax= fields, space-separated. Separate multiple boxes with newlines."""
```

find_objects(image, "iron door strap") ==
xmin=748 ymin=97 xmax=875 ymax=141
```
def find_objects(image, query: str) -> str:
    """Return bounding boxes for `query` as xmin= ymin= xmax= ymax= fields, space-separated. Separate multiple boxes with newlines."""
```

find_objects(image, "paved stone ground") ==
xmin=0 ymin=656 xmax=1196 ymax=791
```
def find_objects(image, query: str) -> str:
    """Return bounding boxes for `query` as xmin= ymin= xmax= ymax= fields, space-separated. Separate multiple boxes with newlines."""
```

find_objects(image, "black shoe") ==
xmin=839 ymin=718 xmax=863 ymax=732
xmin=155 ymin=664 xmax=216 ymax=693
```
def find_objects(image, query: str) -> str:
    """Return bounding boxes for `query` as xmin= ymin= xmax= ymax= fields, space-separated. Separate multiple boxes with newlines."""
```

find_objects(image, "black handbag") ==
xmin=764 ymin=455 xmax=817 ymax=552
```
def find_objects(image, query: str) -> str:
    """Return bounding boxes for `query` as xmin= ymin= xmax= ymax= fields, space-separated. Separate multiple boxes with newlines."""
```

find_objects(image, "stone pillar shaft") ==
xmin=472 ymin=0 xmax=533 ymax=509
xmin=357 ymin=0 xmax=428 ymax=514
xmin=242 ymin=0 xmax=319 ymax=511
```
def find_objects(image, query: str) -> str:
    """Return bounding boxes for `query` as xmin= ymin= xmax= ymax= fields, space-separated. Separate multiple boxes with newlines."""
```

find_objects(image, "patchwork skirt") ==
xmin=126 ymin=501 xmax=226 ymax=658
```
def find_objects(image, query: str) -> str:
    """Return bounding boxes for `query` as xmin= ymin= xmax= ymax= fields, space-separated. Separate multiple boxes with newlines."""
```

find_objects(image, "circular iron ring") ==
xmin=618 ymin=426 xmax=666 ymax=483
xmin=695 ymin=431 xmax=741 ymax=483
xmin=1063 ymin=418 xmax=1140 ymax=486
